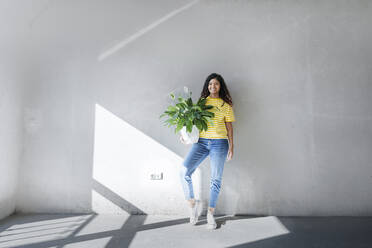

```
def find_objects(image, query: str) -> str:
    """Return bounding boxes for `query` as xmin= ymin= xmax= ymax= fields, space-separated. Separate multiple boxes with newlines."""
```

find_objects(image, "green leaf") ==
xmin=176 ymin=103 xmax=187 ymax=110
xmin=202 ymin=112 xmax=214 ymax=118
xmin=194 ymin=119 xmax=202 ymax=131
xmin=169 ymin=105 xmax=177 ymax=111
xmin=201 ymin=117 xmax=212 ymax=127
xmin=186 ymin=98 xmax=193 ymax=107
xmin=203 ymin=105 xmax=213 ymax=110
xmin=176 ymin=119 xmax=184 ymax=133
xmin=201 ymin=120 xmax=208 ymax=131
xmin=186 ymin=120 xmax=192 ymax=133
xmin=198 ymin=98 xmax=207 ymax=106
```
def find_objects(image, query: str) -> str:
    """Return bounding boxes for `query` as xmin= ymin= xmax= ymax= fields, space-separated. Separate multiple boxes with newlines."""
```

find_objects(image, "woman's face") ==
xmin=208 ymin=78 xmax=221 ymax=95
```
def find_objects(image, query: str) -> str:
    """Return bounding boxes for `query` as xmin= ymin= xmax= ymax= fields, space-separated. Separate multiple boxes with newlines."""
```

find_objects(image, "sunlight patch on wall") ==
xmin=92 ymin=104 xmax=201 ymax=214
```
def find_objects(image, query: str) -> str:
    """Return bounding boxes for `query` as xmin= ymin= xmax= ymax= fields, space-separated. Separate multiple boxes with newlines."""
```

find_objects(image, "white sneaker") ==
xmin=189 ymin=201 xmax=199 ymax=225
xmin=206 ymin=210 xmax=217 ymax=229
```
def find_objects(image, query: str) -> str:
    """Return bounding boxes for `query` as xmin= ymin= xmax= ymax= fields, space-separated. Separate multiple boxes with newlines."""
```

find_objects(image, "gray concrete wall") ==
xmin=11 ymin=0 xmax=372 ymax=216
xmin=0 ymin=0 xmax=26 ymax=219
xmin=0 ymin=67 xmax=23 ymax=220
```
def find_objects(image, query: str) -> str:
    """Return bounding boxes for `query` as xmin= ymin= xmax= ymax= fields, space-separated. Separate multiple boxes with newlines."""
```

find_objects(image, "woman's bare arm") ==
xmin=225 ymin=122 xmax=234 ymax=151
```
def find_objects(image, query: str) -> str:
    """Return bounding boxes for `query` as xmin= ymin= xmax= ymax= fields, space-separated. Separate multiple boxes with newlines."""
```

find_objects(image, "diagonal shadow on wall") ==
xmin=93 ymin=180 xmax=146 ymax=215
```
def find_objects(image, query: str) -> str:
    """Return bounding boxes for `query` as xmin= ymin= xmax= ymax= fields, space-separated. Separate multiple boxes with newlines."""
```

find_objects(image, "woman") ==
xmin=179 ymin=73 xmax=235 ymax=229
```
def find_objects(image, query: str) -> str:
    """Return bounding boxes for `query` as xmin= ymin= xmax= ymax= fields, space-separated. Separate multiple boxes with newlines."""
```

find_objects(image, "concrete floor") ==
xmin=0 ymin=214 xmax=371 ymax=248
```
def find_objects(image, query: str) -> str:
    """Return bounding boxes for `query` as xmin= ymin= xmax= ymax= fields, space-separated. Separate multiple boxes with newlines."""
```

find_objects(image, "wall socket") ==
xmin=150 ymin=172 xmax=163 ymax=180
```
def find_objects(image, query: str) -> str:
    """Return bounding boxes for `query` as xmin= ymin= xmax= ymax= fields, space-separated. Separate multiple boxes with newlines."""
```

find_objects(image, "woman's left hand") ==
xmin=227 ymin=147 xmax=234 ymax=161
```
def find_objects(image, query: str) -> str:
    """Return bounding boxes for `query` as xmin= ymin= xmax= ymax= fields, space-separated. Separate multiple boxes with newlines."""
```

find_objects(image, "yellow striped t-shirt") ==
xmin=199 ymin=96 xmax=236 ymax=139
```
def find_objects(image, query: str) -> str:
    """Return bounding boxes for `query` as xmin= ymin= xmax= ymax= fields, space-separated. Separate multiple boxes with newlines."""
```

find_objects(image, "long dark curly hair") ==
xmin=199 ymin=73 xmax=233 ymax=107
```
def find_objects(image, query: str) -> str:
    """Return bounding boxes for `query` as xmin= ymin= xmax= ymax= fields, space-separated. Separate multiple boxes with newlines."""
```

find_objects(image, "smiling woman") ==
xmin=179 ymin=73 xmax=236 ymax=230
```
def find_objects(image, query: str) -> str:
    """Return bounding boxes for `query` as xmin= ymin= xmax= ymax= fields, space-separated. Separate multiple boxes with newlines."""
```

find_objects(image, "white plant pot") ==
xmin=180 ymin=125 xmax=199 ymax=144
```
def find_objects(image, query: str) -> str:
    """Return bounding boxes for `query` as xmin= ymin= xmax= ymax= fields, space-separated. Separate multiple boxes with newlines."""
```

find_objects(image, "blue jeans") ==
xmin=180 ymin=138 xmax=229 ymax=208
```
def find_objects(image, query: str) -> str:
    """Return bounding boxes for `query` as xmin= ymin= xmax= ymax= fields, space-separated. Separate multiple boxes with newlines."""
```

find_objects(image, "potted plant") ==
xmin=160 ymin=87 xmax=215 ymax=144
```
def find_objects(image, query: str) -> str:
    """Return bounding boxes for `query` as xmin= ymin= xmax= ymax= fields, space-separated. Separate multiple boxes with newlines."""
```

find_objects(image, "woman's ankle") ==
xmin=188 ymin=198 xmax=196 ymax=207
xmin=208 ymin=207 xmax=215 ymax=214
